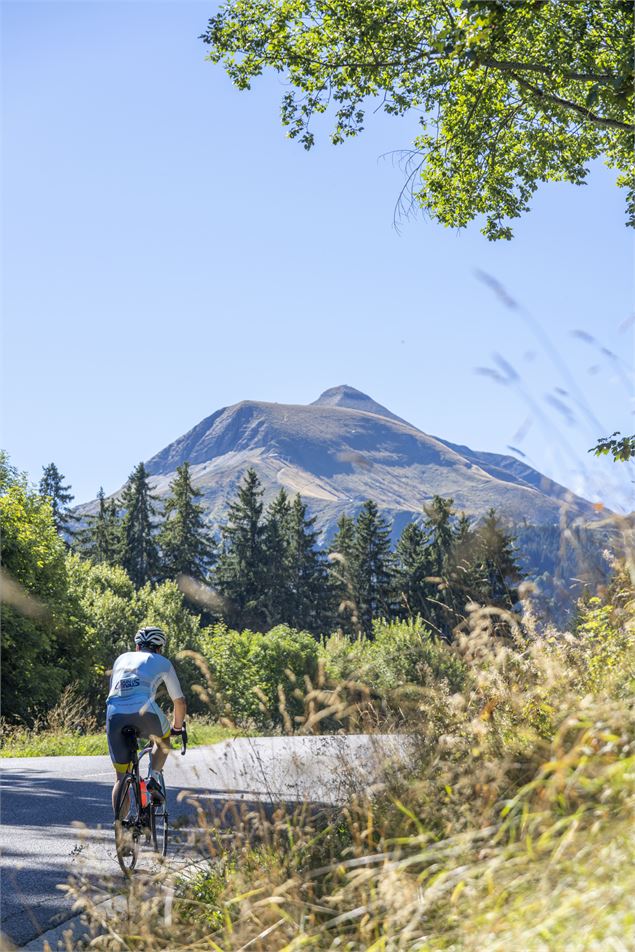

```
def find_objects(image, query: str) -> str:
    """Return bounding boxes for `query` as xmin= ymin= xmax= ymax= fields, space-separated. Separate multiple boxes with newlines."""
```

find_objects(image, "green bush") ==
xmin=65 ymin=555 xmax=138 ymax=704
xmin=199 ymin=624 xmax=319 ymax=729
xmin=576 ymin=594 xmax=635 ymax=695
xmin=0 ymin=483 xmax=88 ymax=722
xmin=198 ymin=619 xmax=465 ymax=733
xmin=320 ymin=617 xmax=466 ymax=698
xmin=65 ymin=558 xmax=210 ymax=716
xmin=136 ymin=579 xmax=209 ymax=713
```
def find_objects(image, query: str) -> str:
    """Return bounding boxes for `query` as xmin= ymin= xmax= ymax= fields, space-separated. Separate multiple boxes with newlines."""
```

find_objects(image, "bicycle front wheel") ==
xmin=151 ymin=801 xmax=168 ymax=857
xmin=114 ymin=774 xmax=140 ymax=875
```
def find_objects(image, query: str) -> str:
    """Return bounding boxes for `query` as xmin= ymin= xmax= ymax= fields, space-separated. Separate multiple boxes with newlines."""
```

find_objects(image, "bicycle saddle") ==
xmin=122 ymin=726 xmax=140 ymax=737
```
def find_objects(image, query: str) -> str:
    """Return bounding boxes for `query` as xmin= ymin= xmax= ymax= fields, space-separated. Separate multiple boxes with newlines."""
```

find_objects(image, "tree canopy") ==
xmin=202 ymin=0 xmax=634 ymax=238
xmin=1 ymin=470 xmax=86 ymax=720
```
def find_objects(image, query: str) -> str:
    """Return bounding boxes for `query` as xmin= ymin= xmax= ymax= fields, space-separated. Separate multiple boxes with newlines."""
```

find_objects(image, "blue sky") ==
xmin=2 ymin=1 xmax=633 ymax=510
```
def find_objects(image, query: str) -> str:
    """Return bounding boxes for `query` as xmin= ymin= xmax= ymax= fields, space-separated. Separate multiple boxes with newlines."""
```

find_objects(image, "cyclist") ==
xmin=106 ymin=625 xmax=187 ymax=815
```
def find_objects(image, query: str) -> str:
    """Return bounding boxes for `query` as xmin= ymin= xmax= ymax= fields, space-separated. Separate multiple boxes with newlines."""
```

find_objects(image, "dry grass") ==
xmin=57 ymin=563 xmax=635 ymax=951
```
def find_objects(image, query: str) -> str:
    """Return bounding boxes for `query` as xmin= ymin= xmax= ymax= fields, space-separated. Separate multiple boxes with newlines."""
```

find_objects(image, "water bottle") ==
xmin=139 ymin=778 xmax=149 ymax=808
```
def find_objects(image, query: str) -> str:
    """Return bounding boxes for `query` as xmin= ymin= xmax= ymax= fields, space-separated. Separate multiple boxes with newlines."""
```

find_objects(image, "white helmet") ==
xmin=134 ymin=626 xmax=167 ymax=650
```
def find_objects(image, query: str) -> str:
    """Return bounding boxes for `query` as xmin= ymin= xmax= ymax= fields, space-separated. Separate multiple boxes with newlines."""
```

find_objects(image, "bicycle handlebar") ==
xmin=171 ymin=723 xmax=187 ymax=756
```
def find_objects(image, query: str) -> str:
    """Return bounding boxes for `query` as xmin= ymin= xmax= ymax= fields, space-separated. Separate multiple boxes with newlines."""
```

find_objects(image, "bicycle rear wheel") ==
xmin=114 ymin=774 xmax=140 ymax=875
xmin=151 ymin=800 xmax=168 ymax=856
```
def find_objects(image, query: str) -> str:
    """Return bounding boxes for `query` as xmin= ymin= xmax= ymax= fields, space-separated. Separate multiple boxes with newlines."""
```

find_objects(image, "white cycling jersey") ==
xmin=107 ymin=651 xmax=184 ymax=716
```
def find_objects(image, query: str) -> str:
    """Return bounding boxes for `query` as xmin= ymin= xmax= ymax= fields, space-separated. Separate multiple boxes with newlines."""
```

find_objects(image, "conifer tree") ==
xmin=423 ymin=496 xmax=455 ymax=574
xmin=454 ymin=512 xmax=474 ymax=548
xmin=158 ymin=463 xmax=216 ymax=582
xmin=328 ymin=513 xmax=357 ymax=633
xmin=263 ymin=488 xmax=293 ymax=625
xmin=446 ymin=511 xmax=480 ymax=620
xmin=39 ymin=463 xmax=75 ymax=535
xmin=119 ymin=462 xmax=160 ymax=587
xmin=394 ymin=521 xmax=430 ymax=618
xmin=473 ymin=509 xmax=522 ymax=611
xmin=215 ymin=469 xmax=267 ymax=626
xmin=287 ymin=494 xmax=332 ymax=634
xmin=417 ymin=496 xmax=462 ymax=636
xmin=351 ymin=500 xmax=394 ymax=637
xmin=79 ymin=487 xmax=122 ymax=564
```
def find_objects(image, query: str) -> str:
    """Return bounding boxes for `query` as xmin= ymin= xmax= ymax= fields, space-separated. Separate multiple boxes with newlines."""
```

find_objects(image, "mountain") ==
xmin=78 ymin=386 xmax=602 ymax=540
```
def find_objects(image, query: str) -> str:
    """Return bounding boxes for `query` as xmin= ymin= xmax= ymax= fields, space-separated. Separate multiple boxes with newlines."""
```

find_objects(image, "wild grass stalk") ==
xmin=58 ymin=559 xmax=635 ymax=951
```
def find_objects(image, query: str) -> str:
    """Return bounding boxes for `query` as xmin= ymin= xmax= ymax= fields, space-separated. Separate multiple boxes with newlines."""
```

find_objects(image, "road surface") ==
xmin=0 ymin=734 xmax=406 ymax=947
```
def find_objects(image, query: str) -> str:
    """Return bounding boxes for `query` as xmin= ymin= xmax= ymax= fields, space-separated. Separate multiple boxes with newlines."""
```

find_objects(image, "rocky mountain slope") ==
xmin=80 ymin=386 xmax=602 ymax=539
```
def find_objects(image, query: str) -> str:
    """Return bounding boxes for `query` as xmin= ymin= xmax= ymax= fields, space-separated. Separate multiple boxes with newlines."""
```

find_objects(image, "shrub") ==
xmin=199 ymin=624 xmax=319 ymax=729
xmin=65 ymin=555 xmax=139 ymax=707
xmin=321 ymin=617 xmax=466 ymax=699
xmin=136 ymin=580 xmax=209 ymax=713
xmin=0 ymin=484 xmax=88 ymax=722
xmin=64 ymin=560 xmax=211 ymax=715
xmin=575 ymin=584 xmax=635 ymax=695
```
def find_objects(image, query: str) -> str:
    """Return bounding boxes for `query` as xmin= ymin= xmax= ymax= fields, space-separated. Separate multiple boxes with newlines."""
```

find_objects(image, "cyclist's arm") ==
xmin=172 ymin=696 xmax=187 ymax=731
xmin=163 ymin=662 xmax=187 ymax=731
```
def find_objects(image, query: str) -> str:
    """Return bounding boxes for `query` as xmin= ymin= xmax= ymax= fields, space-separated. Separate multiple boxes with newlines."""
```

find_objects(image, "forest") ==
xmin=1 ymin=452 xmax=525 ymax=725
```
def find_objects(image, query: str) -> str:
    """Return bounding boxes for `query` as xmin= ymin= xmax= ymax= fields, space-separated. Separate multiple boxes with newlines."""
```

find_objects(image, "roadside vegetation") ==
xmin=68 ymin=560 xmax=635 ymax=950
xmin=0 ymin=723 xmax=237 ymax=759
xmin=0 ymin=688 xmax=237 ymax=757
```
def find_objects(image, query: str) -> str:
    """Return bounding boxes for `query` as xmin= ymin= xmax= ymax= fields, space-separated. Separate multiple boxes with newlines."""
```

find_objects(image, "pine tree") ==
xmin=423 ymin=496 xmax=455 ymax=574
xmin=119 ymin=462 xmax=160 ymax=587
xmin=287 ymin=494 xmax=332 ymax=634
xmin=473 ymin=509 xmax=522 ymax=611
xmin=215 ymin=469 xmax=267 ymax=627
xmin=158 ymin=463 xmax=216 ymax=582
xmin=263 ymin=488 xmax=293 ymax=626
xmin=394 ymin=521 xmax=430 ymax=618
xmin=351 ymin=500 xmax=394 ymax=637
xmin=417 ymin=496 xmax=461 ymax=636
xmin=78 ymin=487 xmax=122 ymax=563
xmin=454 ymin=512 xmax=474 ymax=548
xmin=446 ymin=511 xmax=480 ymax=621
xmin=328 ymin=513 xmax=357 ymax=633
xmin=39 ymin=463 xmax=75 ymax=535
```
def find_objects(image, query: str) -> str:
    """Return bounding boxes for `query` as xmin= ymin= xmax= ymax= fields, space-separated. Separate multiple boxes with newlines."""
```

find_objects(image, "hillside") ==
xmin=79 ymin=386 xmax=602 ymax=539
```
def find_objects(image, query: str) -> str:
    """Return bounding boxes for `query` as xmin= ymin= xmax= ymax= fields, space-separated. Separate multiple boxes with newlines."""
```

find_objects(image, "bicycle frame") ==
xmin=114 ymin=725 xmax=186 ymax=874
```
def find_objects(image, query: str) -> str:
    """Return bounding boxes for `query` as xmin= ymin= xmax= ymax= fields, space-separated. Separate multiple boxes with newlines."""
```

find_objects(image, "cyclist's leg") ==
xmin=142 ymin=703 xmax=171 ymax=774
xmin=107 ymin=711 xmax=133 ymax=813
xmin=112 ymin=764 xmax=134 ymax=813
xmin=150 ymin=729 xmax=171 ymax=772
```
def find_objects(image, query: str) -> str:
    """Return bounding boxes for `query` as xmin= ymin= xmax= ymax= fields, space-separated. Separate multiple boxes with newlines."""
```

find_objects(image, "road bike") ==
xmin=113 ymin=723 xmax=187 ymax=875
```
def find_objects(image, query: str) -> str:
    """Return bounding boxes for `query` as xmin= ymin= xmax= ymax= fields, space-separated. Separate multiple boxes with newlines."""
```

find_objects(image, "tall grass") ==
xmin=0 ymin=687 xmax=238 ymax=758
xmin=61 ymin=560 xmax=635 ymax=950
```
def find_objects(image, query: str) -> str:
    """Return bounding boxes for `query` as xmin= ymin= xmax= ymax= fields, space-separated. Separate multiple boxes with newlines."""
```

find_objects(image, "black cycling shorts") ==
xmin=106 ymin=707 xmax=171 ymax=772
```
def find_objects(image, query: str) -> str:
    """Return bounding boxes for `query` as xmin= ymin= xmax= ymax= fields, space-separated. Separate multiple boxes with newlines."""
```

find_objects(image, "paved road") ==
xmin=0 ymin=735 xmax=406 ymax=947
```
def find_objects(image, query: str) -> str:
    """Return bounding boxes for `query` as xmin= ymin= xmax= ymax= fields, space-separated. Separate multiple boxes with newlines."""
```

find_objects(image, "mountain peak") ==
xmin=78 ymin=385 xmax=601 ymax=540
xmin=311 ymin=386 xmax=410 ymax=425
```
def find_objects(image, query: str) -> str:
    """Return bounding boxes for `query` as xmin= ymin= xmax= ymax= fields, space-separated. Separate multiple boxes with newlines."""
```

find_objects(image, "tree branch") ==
xmin=510 ymin=73 xmax=634 ymax=131
xmin=480 ymin=57 xmax=617 ymax=83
